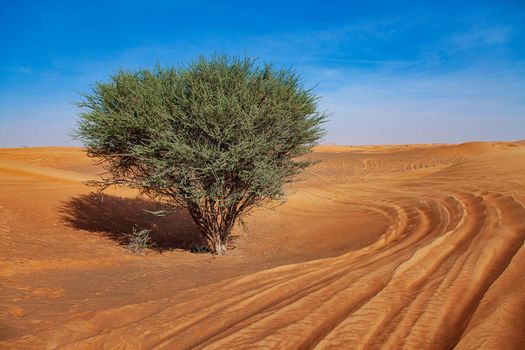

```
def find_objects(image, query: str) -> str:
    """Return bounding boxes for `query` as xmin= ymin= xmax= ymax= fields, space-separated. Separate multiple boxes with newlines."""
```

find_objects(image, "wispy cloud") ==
xmin=450 ymin=26 xmax=513 ymax=50
xmin=319 ymin=65 xmax=525 ymax=144
xmin=3 ymin=65 xmax=33 ymax=74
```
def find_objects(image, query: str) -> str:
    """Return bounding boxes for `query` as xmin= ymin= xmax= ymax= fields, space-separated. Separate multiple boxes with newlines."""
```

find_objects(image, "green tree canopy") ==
xmin=76 ymin=56 xmax=326 ymax=254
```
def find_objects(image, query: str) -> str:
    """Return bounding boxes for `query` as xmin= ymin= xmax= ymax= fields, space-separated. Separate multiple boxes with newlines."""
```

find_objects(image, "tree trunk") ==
xmin=205 ymin=231 xmax=227 ymax=255
xmin=188 ymin=205 xmax=234 ymax=255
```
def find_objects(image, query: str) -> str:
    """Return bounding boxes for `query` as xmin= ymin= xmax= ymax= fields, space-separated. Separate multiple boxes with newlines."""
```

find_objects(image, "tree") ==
xmin=76 ymin=56 xmax=326 ymax=255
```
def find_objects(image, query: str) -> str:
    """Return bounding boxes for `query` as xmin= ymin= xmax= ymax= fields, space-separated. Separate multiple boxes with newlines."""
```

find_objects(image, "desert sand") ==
xmin=1 ymin=142 xmax=524 ymax=349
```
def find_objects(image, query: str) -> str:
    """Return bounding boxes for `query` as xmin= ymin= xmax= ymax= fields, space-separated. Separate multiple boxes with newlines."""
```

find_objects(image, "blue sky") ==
xmin=1 ymin=0 xmax=524 ymax=146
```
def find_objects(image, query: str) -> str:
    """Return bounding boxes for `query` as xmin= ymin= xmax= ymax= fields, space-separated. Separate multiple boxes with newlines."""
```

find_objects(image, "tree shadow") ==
xmin=60 ymin=192 xmax=204 ymax=252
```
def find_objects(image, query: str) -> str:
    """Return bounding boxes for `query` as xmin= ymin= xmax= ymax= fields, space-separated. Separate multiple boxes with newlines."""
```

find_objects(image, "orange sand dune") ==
xmin=1 ymin=142 xmax=524 ymax=349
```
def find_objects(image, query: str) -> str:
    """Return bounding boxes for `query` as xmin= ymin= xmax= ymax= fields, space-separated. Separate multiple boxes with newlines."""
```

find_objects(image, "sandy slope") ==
xmin=1 ymin=142 xmax=524 ymax=349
